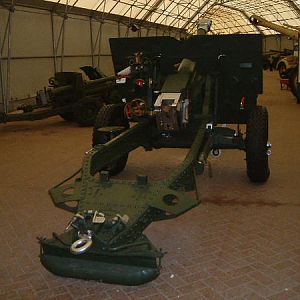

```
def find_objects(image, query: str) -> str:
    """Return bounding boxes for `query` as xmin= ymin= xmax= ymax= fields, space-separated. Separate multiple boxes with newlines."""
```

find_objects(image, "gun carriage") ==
xmin=0 ymin=66 xmax=117 ymax=126
xmin=40 ymin=35 xmax=271 ymax=285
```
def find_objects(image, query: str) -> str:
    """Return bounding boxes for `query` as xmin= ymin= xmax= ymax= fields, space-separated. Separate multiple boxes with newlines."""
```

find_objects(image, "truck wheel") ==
xmin=73 ymin=100 xmax=103 ymax=126
xmin=246 ymin=106 xmax=270 ymax=183
xmin=92 ymin=104 xmax=129 ymax=176
xmin=278 ymin=62 xmax=287 ymax=78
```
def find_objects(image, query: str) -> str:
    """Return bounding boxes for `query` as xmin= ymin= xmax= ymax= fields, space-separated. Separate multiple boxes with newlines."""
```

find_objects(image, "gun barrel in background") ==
xmin=250 ymin=14 xmax=299 ymax=40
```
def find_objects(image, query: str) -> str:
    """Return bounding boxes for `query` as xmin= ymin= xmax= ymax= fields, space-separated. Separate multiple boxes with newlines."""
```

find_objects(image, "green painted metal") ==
xmin=0 ymin=68 xmax=117 ymax=125
xmin=40 ymin=34 xmax=264 ymax=285
xmin=43 ymin=75 xmax=214 ymax=284
xmin=44 ymin=120 xmax=209 ymax=285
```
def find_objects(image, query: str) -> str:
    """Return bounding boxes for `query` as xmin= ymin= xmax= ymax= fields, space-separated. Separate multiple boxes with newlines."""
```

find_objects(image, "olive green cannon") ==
xmin=40 ymin=35 xmax=271 ymax=285
xmin=0 ymin=66 xmax=118 ymax=126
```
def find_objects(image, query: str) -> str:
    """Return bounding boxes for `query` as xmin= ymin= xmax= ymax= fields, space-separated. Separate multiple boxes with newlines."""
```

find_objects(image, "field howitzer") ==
xmin=250 ymin=15 xmax=300 ymax=102
xmin=0 ymin=66 xmax=118 ymax=126
xmin=40 ymin=35 xmax=271 ymax=285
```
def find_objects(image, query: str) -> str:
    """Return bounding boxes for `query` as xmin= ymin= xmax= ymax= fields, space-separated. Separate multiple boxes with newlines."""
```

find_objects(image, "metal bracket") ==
xmin=206 ymin=123 xmax=213 ymax=130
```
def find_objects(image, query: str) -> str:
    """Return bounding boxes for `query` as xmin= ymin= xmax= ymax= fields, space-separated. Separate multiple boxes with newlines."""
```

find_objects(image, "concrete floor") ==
xmin=0 ymin=71 xmax=300 ymax=299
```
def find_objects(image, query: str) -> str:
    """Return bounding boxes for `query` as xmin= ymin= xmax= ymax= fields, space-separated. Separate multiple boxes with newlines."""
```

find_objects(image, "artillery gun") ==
xmin=0 ymin=66 xmax=118 ymax=126
xmin=250 ymin=14 xmax=299 ymax=76
xmin=250 ymin=15 xmax=300 ymax=102
xmin=40 ymin=34 xmax=271 ymax=285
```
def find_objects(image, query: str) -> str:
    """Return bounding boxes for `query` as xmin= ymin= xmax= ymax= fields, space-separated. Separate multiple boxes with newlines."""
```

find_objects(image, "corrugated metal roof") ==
xmin=45 ymin=0 xmax=300 ymax=35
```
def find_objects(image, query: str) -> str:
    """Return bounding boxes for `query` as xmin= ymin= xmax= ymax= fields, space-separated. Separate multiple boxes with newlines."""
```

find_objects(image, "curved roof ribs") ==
xmin=283 ymin=0 xmax=300 ymax=16
xmin=181 ymin=0 xmax=216 ymax=30
xmin=219 ymin=4 xmax=264 ymax=34
xmin=141 ymin=0 xmax=165 ymax=21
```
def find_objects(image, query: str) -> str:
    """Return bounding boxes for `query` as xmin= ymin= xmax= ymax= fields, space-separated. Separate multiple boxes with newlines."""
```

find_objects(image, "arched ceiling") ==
xmin=45 ymin=0 xmax=300 ymax=35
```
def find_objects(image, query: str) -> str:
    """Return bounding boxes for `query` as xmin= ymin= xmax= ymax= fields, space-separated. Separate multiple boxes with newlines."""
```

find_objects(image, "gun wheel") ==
xmin=73 ymin=99 xmax=103 ymax=126
xmin=246 ymin=106 xmax=270 ymax=183
xmin=93 ymin=104 xmax=129 ymax=176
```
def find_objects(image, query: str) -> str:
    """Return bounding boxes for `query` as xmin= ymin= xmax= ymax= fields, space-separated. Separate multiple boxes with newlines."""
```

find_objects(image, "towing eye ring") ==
xmin=70 ymin=231 xmax=93 ymax=255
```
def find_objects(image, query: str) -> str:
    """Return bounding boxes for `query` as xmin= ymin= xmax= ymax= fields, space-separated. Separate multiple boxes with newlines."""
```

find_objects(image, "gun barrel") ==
xmin=50 ymin=75 xmax=116 ymax=97
xmin=85 ymin=75 xmax=116 ymax=88
xmin=50 ymin=85 xmax=73 ymax=96
xmin=250 ymin=15 xmax=299 ymax=40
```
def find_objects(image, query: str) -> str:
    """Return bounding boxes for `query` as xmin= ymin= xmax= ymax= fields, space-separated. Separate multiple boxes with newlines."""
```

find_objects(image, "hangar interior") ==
xmin=0 ymin=0 xmax=300 ymax=299
xmin=1 ymin=0 xmax=300 ymax=111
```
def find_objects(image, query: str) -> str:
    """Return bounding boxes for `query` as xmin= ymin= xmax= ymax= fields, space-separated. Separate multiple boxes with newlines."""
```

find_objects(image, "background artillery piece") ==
xmin=250 ymin=15 xmax=300 ymax=102
xmin=0 ymin=66 xmax=118 ymax=126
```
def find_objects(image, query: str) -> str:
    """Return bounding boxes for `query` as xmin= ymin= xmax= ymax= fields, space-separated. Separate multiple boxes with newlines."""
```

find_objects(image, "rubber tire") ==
xmin=92 ymin=104 xmax=129 ymax=176
xmin=73 ymin=100 xmax=103 ymax=127
xmin=278 ymin=62 xmax=287 ymax=78
xmin=246 ymin=106 xmax=270 ymax=183
xmin=289 ymin=68 xmax=300 ymax=103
